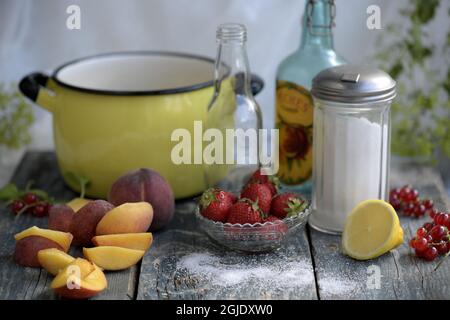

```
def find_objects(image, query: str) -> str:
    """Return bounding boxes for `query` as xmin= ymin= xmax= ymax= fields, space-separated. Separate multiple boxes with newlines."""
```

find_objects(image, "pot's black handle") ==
xmin=250 ymin=74 xmax=264 ymax=96
xmin=18 ymin=72 xmax=55 ymax=112
xmin=235 ymin=73 xmax=264 ymax=96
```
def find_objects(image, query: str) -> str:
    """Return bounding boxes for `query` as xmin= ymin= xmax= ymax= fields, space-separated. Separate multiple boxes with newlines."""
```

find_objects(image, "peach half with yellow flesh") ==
xmin=37 ymin=248 xmax=75 ymax=275
xmin=95 ymin=202 xmax=153 ymax=235
xmin=51 ymin=258 xmax=107 ymax=299
xmin=91 ymin=233 xmax=153 ymax=251
xmin=14 ymin=236 xmax=64 ymax=267
xmin=14 ymin=226 xmax=73 ymax=252
xmin=83 ymin=246 xmax=145 ymax=271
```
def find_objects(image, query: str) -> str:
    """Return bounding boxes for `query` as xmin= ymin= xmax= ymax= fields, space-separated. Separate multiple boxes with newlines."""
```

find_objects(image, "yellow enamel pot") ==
xmin=19 ymin=52 xmax=263 ymax=199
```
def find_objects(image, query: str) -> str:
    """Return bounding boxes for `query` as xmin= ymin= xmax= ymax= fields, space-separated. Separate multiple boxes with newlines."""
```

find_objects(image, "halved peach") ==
xmin=67 ymin=197 xmax=91 ymax=212
xmin=51 ymin=258 xmax=107 ymax=299
xmin=95 ymin=202 xmax=153 ymax=235
xmin=48 ymin=204 xmax=75 ymax=232
xmin=70 ymin=200 xmax=114 ymax=246
xmin=14 ymin=236 xmax=64 ymax=267
xmin=83 ymin=246 xmax=145 ymax=271
xmin=14 ymin=226 xmax=73 ymax=252
xmin=37 ymin=248 xmax=75 ymax=275
xmin=91 ymin=233 xmax=153 ymax=251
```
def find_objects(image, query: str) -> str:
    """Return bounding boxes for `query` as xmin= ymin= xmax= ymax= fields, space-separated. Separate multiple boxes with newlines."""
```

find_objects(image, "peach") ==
xmin=37 ymin=248 xmax=75 ymax=275
xmin=108 ymin=168 xmax=175 ymax=231
xmin=83 ymin=246 xmax=145 ymax=271
xmin=48 ymin=204 xmax=75 ymax=232
xmin=67 ymin=197 xmax=91 ymax=212
xmin=51 ymin=258 xmax=107 ymax=299
xmin=14 ymin=226 xmax=73 ymax=252
xmin=95 ymin=202 xmax=153 ymax=235
xmin=70 ymin=200 xmax=114 ymax=246
xmin=14 ymin=236 xmax=64 ymax=267
xmin=92 ymin=233 xmax=153 ymax=251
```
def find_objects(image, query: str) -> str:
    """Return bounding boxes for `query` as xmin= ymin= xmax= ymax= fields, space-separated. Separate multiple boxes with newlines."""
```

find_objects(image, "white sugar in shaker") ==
xmin=310 ymin=65 xmax=396 ymax=234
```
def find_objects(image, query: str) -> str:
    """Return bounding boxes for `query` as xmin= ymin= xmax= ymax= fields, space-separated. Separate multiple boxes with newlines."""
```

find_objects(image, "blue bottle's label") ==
xmin=276 ymin=80 xmax=313 ymax=185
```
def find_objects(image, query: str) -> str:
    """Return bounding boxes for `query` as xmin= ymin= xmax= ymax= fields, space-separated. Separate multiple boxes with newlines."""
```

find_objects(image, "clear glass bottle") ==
xmin=204 ymin=23 xmax=263 ymax=192
xmin=275 ymin=0 xmax=346 ymax=195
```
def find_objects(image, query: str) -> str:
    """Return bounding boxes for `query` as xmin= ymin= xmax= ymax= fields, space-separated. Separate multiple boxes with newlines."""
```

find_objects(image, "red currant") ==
xmin=428 ymin=208 xmax=438 ymax=219
xmin=23 ymin=192 xmax=38 ymax=205
xmin=445 ymin=219 xmax=450 ymax=229
xmin=405 ymin=189 xmax=419 ymax=202
xmin=413 ymin=204 xmax=426 ymax=217
xmin=389 ymin=197 xmax=402 ymax=211
xmin=422 ymin=199 xmax=434 ymax=210
xmin=423 ymin=222 xmax=434 ymax=231
xmin=415 ymin=248 xmax=427 ymax=258
xmin=399 ymin=186 xmax=412 ymax=200
xmin=413 ymin=237 xmax=428 ymax=251
xmin=404 ymin=203 xmax=415 ymax=216
xmin=435 ymin=213 xmax=448 ymax=226
xmin=32 ymin=204 xmax=47 ymax=217
xmin=429 ymin=225 xmax=447 ymax=241
xmin=390 ymin=188 xmax=401 ymax=197
xmin=10 ymin=200 xmax=25 ymax=214
xmin=423 ymin=246 xmax=438 ymax=261
xmin=440 ymin=214 xmax=450 ymax=227
xmin=435 ymin=242 xmax=449 ymax=255
xmin=416 ymin=227 xmax=427 ymax=238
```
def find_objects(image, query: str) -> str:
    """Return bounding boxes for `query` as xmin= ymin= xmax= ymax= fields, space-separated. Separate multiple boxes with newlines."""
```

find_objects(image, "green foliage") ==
xmin=0 ymin=84 xmax=34 ymax=149
xmin=0 ymin=181 xmax=52 ymax=204
xmin=63 ymin=171 xmax=91 ymax=199
xmin=376 ymin=0 xmax=450 ymax=161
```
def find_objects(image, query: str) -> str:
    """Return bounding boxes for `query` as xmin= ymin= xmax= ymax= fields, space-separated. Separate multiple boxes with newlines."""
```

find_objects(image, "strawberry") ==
xmin=227 ymin=199 xmax=265 ymax=224
xmin=199 ymin=188 xmax=234 ymax=222
xmin=240 ymin=183 xmax=272 ymax=214
xmin=247 ymin=169 xmax=279 ymax=196
xmin=261 ymin=215 xmax=288 ymax=239
xmin=265 ymin=215 xmax=283 ymax=223
xmin=271 ymin=193 xmax=306 ymax=219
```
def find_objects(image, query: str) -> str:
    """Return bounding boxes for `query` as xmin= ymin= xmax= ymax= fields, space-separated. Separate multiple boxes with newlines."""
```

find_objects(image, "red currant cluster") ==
xmin=409 ymin=214 xmax=450 ymax=261
xmin=10 ymin=192 xmax=52 ymax=217
xmin=389 ymin=185 xmax=434 ymax=218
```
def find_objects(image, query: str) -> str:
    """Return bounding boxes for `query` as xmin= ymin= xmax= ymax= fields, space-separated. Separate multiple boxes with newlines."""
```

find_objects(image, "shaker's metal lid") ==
xmin=311 ymin=65 xmax=396 ymax=104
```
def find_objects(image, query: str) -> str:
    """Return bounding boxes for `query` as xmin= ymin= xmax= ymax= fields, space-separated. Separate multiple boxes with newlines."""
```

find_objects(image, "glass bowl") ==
xmin=195 ymin=199 xmax=311 ymax=253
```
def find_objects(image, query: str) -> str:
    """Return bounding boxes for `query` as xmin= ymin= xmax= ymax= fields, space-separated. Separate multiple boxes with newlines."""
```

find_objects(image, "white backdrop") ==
xmin=0 ymin=0 xmax=448 ymax=184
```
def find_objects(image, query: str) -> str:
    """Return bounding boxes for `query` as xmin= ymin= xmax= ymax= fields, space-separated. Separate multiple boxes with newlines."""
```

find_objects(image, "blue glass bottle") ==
xmin=275 ymin=0 xmax=346 ymax=196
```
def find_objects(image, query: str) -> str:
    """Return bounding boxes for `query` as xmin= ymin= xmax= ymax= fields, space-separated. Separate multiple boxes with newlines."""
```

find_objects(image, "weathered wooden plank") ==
xmin=137 ymin=199 xmax=317 ymax=300
xmin=0 ymin=152 xmax=137 ymax=300
xmin=310 ymin=163 xmax=450 ymax=300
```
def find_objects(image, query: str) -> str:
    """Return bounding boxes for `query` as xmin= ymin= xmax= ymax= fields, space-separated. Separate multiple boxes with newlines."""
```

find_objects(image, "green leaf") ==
xmin=64 ymin=171 xmax=91 ymax=199
xmin=389 ymin=62 xmax=403 ymax=79
xmin=406 ymin=41 xmax=432 ymax=64
xmin=0 ymin=84 xmax=34 ymax=149
xmin=444 ymin=69 xmax=450 ymax=96
xmin=0 ymin=183 xmax=19 ymax=201
xmin=412 ymin=0 xmax=439 ymax=24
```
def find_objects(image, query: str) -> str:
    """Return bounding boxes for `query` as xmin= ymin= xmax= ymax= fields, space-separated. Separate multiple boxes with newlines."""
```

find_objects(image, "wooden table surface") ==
xmin=0 ymin=151 xmax=449 ymax=300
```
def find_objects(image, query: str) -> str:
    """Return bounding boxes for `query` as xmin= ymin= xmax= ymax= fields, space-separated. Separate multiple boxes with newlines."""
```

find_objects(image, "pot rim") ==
xmin=52 ymin=51 xmax=216 ymax=96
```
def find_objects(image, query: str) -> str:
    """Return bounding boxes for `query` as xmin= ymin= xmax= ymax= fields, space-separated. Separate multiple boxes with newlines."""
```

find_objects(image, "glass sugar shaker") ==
xmin=309 ymin=65 xmax=396 ymax=234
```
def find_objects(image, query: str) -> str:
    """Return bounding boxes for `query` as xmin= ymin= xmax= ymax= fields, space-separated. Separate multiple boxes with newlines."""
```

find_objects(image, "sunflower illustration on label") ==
xmin=275 ymin=80 xmax=313 ymax=185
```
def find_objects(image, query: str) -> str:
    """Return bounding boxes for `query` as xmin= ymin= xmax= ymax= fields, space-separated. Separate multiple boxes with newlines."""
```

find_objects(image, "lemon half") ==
xmin=342 ymin=199 xmax=404 ymax=260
